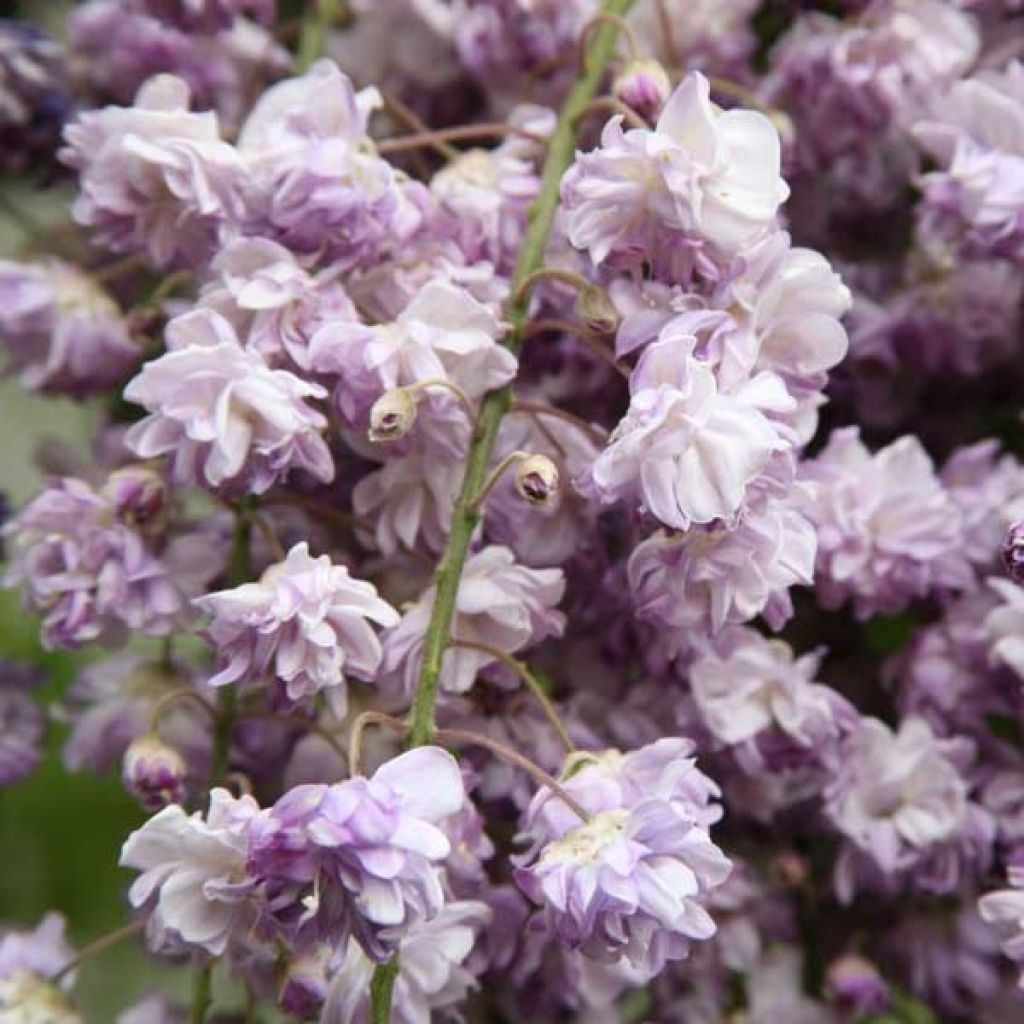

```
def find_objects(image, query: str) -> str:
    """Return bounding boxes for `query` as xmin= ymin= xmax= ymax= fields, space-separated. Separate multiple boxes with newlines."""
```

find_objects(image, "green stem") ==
xmin=295 ymin=0 xmax=340 ymax=72
xmin=406 ymin=0 xmax=636 ymax=748
xmin=370 ymin=956 xmax=400 ymax=1024
xmin=188 ymin=961 xmax=212 ymax=1024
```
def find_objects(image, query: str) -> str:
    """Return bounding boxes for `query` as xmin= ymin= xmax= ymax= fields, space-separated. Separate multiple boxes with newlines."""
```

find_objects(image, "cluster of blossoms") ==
xmin=3 ymin=0 xmax=1024 ymax=1021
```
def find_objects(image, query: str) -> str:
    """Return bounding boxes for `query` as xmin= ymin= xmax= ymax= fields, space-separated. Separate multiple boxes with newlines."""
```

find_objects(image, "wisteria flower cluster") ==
xmin=2 ymin=0 xmax=1024 ymax=1021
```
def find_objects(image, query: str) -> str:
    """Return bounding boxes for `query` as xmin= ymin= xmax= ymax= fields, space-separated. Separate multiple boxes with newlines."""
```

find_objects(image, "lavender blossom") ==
xmin=320 ymin=900 xmax=490 ymax=1023
xmin=380 ymin=545 xmax=565 ymax=700
xmin=516 ymin=739 xmax=731 ymax=972
xmin=247 ymin=746 xmax=464 ymax=961
xmin=196 ymin=542 xmax=399 ymax=714
xmin=3 ymin=478 xmax=199 ymax=649
xmin=0 ymin=914 xmax=78 ymax=1020
xmin=802 ymin=427 xmax=973 ymax=618
xmin=0 ymin=659 xmax=45 ymax=787
xmin=979 ymin=856 xmax=1024 ymax=987
xmin=561 ymin=71 xmax=789 ymax=274
xmin=0 ymin=260 xmax=139 ymax=397
xmin=61 ymin=74 xmax=247 ymax=268
xmin=124 ymin=309 xmax=333 ymax=493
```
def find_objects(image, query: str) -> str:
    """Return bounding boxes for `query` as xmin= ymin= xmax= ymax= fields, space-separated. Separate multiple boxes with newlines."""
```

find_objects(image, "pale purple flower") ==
xmin=3 ymin=478 xmax=198 ymax=649
xmin=516 ymin=771 xmax=731 ymax=973
xmin=320 ymin=900 xmax=490 ymax=1023
xmin=429 ymin=145 xmax=538 ymax=270
xmin=124 ymin=308 xmax=333 ymax=494
xmin=238 ymin=60 xmax=423 ymax=268
xmin=984 ymin=578 xmax=1024 ymax=683
xmin=612 ymin=59 xmax=671 ymax=122
xmin=63 ymin=654 xmax=211 ymax=779
xmin=0 ymin=259 xmax=139 ymax=398
xmin=584 ymin=337 xmax=792 ymax=531
xmin=0 ymin=659 xmax=45 ymax=787
xmin=826 ymin=953 xmax=891 ymax=1016
xmin=942 ymin=441 xmax=1024 ymax=569
xmin=380 ymin=545 xmax=565 ymax=700
xmin=199 ymin=237 xmax=358 ymax=371
xmin=310 ymin=278 xmax=512 ymax=449
xmin=247 ymin=746 xmax=464 ymax=961
xmin=801 ymin=427 xmax=973 ymax=618
xmin=914 ymin=61 xmax=1024 ymax=263
xmin=352 ymin=453 xmax=462 ymax=557
xmin=825 ymin=716 xmax=976 ymax=899
xmin=61 ymin=74 xmax=247 ymax=268
xmin=67 ymin=1 xmax=288 ymax=130
xmin=628 ymin=483 xmax=816 ymax=644
xmin=135 ymin=0 xmax=275 ymax=33
xmin=765 ymin=1 xmax=978 ymax=169
xmin=849 ymin=260 xmax=1023 ymax=379
xmin=121 ymin=787 xmax=260 ymax=955
xmin=196 ymin=541 xmax=399 ymax=715
xmin=979 ymin=856 xmax=1024 ymax=987
xmin=742 ymin=947 xmax=836 ymax=1024
xmin=689 ymin=628 xmax=849 ymax=750
xmin=561 ymin=71 xmax=788 ymax=273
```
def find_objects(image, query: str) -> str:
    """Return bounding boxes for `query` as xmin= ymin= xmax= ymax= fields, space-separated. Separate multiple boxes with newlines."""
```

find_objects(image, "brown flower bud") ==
xmin=514 ymin=454 xmax=560 ymax=508
xmin=369 ymin=388 xmax=418 ymax=443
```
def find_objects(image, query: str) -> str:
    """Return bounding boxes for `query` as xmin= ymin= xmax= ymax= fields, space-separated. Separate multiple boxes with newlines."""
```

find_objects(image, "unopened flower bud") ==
xmin=279 ymin=953 xmax=329 ymax=1020
xmin=612 ymin=58 xmax=671 ymax=121
xmin=369 ymin=388 xmax=418 ymax=443
xmin=279 ymin=954 xmax=329 ymax=1020
xmin=103 ymin=465 xmax=168 ymax=530
xmin=1003 ymin=520 xmax=1024 ymax=585
xmin=123 ymin=733 xmax=187 ymax=811
xmin=769 ymin=850 xmax=809 ymax=888
xmin=577 ymin=286 xmax=620 ymax=336
xmin=514 ymin=454 xmax=560 ymax=508
xmin=825 ymin=954 xmax=890 ymax=1015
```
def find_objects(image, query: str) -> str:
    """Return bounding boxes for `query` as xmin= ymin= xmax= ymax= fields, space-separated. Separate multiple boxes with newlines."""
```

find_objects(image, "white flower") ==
xmin=120 ymin=788 xmax=258 ymax=955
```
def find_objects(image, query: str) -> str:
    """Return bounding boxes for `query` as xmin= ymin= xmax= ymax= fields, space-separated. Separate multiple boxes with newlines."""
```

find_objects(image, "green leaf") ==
xmin=987 ymin=712 xmax=1024 ymax=748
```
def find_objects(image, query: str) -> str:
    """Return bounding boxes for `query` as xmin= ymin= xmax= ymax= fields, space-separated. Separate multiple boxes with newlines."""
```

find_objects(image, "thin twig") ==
xmin=578 ymin=95 xmax=649 ymax=129
xmin=380 ymin=92 xmax=458 ymax=159
xmin=511 ymin=266 xmax=592 ymax=307
xmin=510 ymin=400 xmax=610 ymax=444
xmin=436 ymin=727 xmax=591 ymax=822
xmin=49 ymin=920 xmax=145 ymax=985
xmin=448 ymin=639 xmax=576 ymax=752
xmin=376 ymin=122 xmax=548 ymax=155
xmin=522 ymin=317 xmax=629 ymax=377
xmin=348 ymin=710 xmax=409 ymax=776
xmin=577 ymin=11 xmax=639 ymax=69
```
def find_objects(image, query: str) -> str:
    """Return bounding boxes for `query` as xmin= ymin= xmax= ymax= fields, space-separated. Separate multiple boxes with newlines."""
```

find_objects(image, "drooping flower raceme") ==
xmin=196 ymin=541 xmax=400 ymax=715
xmin=124 ymin=308 xmax=334 ymax=493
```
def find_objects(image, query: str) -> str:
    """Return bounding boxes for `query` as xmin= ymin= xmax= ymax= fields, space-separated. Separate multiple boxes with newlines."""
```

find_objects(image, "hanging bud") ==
xmin=612 ymin=58 xmax=671 ymax=122
xmin=369 ymin=387 xmax=418 ymax=443
xmin=1003 ymin=520 xmax=1024 ymax=585
xmin=825 ymin=954 xmax=891 ymax=1016
xmin=122 ymin=733 xmax=187 ymax=811
xmin=278 ymin=953 xmax=329 ymax=1020
xmin=103 ymin=465 xmax=168 ymax=531
xmin=514 ymin=454 xmax=560 ymax=508
xmin=577 ymin=286 xmax=620 ymax=336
